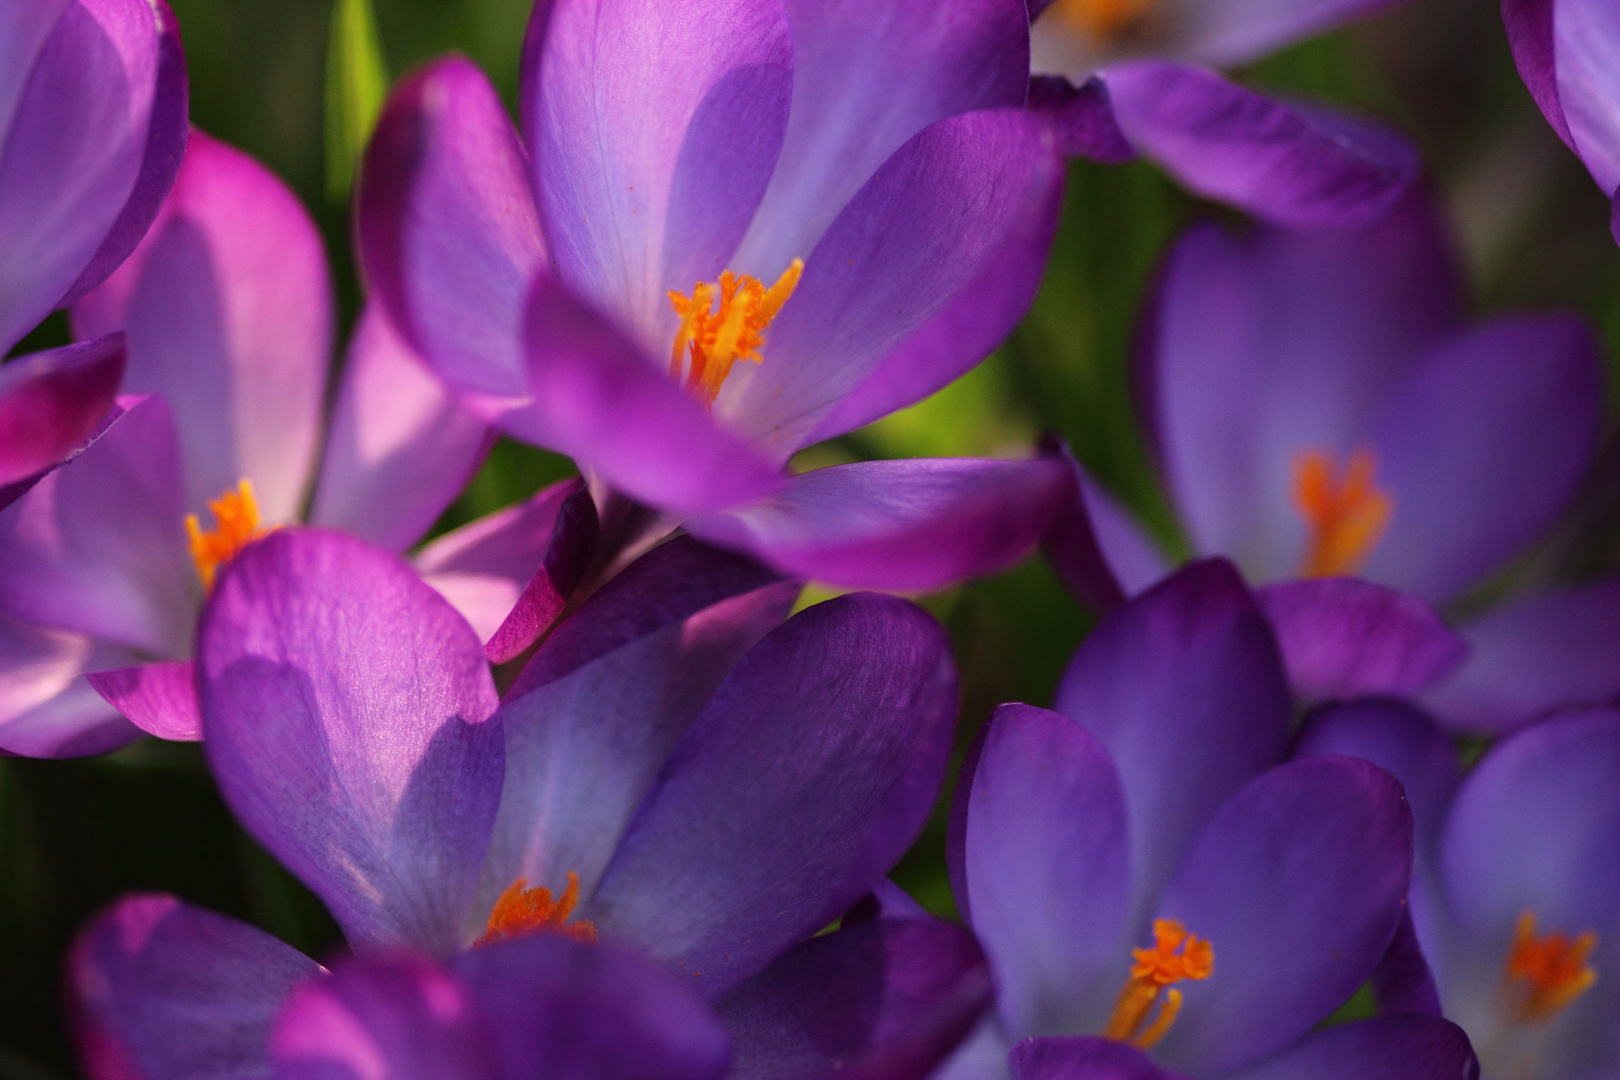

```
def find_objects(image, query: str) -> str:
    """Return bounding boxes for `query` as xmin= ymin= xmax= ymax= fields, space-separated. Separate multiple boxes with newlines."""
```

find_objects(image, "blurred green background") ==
xmin=5 ymin=0 xmax=1620 ymax=1075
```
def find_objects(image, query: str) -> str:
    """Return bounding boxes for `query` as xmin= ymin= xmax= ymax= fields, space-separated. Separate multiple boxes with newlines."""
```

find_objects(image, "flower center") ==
xmin=667 ymin=259 xmax=803 ymax=409
xmin=185 ymin=479 xmax=271 ymax=591
xmin=1049 ymin=0 xmax=1155 ymax=42
xmin=1503 ymin=911 xmax=1598 ymax=1024
xmin=477 ymin=871 xmax=598 ymax=947
xmin=1103 ymin=919 xmax=1214 ymax=1049
xmin=1290 ymin=447 xmax=1393 ymax=578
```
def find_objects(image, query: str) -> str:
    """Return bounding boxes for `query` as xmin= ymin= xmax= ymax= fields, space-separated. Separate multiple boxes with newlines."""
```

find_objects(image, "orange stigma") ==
xmin=477 ymin=871 xmax=598 ymax=947
xmin=185 ymin=479 xmax=270 ymax=591
xmin=1291 ymin=447 xmax=1394 ymax=578
xmin=1103 ymin=919 xmax=1214 ymax=1049
xmin=1503 ymin=911 xmax=1598 ymax=1024
xmin=668 ymin=259 xmax=802 ymax=409
xmin=1050 ymin=0 xmax=1155 ymax=41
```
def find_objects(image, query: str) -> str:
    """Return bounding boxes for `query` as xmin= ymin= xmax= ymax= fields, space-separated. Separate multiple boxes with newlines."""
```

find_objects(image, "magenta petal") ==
xmin=1009 ymin=1037 xmax=1186 ymax=1080
xmin=309 ymin=308 xmax=493 ymax=553
xmin=1551 ymin=0 xmax=1620 ymax=194
xmin=1103 ymin=62 xmax=1418 ymax=228
xmin=1254 ymin=578 xmax=1466 ymax=701
xmin=0 ymin=2 xmax=74 ymax=135
xmin=718 ymin=917 xmax=993 ymax=1080
xmin=590 ymin=593 xmax=957 ymax=996
xmin=686 ymin=458 xmax=1068 ymax=592
xmin=479 ymin=481 xmax=597 ymax=664
xmin=1222 ymin=1017 xmax=1476 ymax=1080
xmin=0 ymin=333 xmax=125 ymax=490
xmin=358 ymin=57 xmax=544 ymax=401
xmin=68 ymin=893 xmax=321 ymax=1080
xmin=1027 ymin=76 xmax=1137 ymax=163
xmin=86 ymin=659 xmax=198 ymax=740
xmin=198 ymin=530 xmax=503 ymax=954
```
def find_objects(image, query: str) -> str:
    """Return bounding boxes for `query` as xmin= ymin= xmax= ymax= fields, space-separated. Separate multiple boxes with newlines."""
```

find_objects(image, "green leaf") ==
xmin=324 ymin=0 xmax=389 ymax=204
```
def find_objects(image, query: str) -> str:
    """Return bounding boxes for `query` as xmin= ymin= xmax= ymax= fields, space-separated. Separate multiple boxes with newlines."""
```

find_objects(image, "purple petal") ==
xmin=309 ymin=308 xmax=493 ymax=553
xmin=73 ymin=129 xmax=330 ymax=524
xmin=1152 ymin=758 xmax=1412 ymax=1074
xmin=86 ymin=659 xmax=198 ymax=741
xmin=1037 ymin=437 xmax=1160 ymax=612
xmin=0 ymin=394 xmax=194 ymax=656
xmin=1368 ymin=909 xmax=1443 ymax=1018
xmin=590 ymin=593 xmax=958 ymax=996
xmin=1502 ymin=0 xmax=1575 ymax=151
xmin=1360 ymin=315 xmax=1604 ymax=602
xmin=414 ymin=479 xmax=595 ymax=649
xmin=1255 ymin=578 xmax=1466 ymax=701
xmin=1053 ymin=560 xmax=1289 ymax=927
xmin=1103 ymin=63 xmax=1419 ymax=228
xmin=481 ymin=537 xmax=794 ymax=929
xmin=1027 ymin=76 xmax=1137 ymax=163
xmin=1009 ymin=1037 xmax=1185 ymax=1080
xmin=358 ymin=57 xmax=544 ymax=401
xmin=1551 ymin=0 xmax=1620 ymax=194
xmin=686 ymin=458 xmax=1069 ymax=592
xmin=1078 ymin=472 xmax=1171 ymax=598
xmin=718 ymin=917 xmax=993 ymax=1080
xmin=68 ymin=893 xmax=321 ymax=1080
xmin=1425 ymin=578 xmax=1620 ymax=733
xmin=0 ymin=614 xmax=140 ymax=758
xmin=1223 ymin=1017 xmax=1476 ymax=1080
xmin=960 ymin=704 xmax=1130 ymax=1039
xmin=1172 ymin=0 xmax=1407 ymax=70
xmin=0 ymin=2 xmax=74 ymax=143
xmin=198 ymin=529 xmax=503 ymax=954
xmin=0 ymin=333 xmax=125 ymax=489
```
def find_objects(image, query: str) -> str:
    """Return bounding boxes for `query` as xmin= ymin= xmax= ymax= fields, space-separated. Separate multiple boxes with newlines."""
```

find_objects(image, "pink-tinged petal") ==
xmin=358 ymin=57 xmax=544 ymax=402
xmin=728 ymin=110 xmax=1062 ymax=453
xmin=718 ymin=917 xmax=993 ymax=1080
xmin=1361 ymin=315 xmax=1604 ymax=603
xmin=68 ymin=893 xmax=321 ymax=1080
xmin=686 ymin=458 xmax=1068 ymax=592
xmin=1103 ymin=63 xmax=1419 ymax=228
xmin=0 ymin=0 xmax=161 ymax=353
xmin=1171 ymin=0 xmax=1406 ymax=70
xmin=524 ymin=0 xmax=791 ymax=336
xmin=86 ymin=659 xmax=198 ymax=741
xmin=198 ymin=530 xmax=503 ymax=955
xmin=1426 ymin=578 xmax=1620 ymax=734
xmin=0 ymin=614 xmax=139 ymax=758
xmin=414 ymin=479 xmax=595 ymax=649
xmin=513 ymin=274 xmax=782 ymax=516
xmin=1009 ymin=1037 xmax=1185 ymax=1080
xmin=482 ymin=537 xmax=794 ymax=926
xmin=590 ymin=593 xmax=957 ymax=996
xmin=1054 ymin=560 xmax=1289 ymax=927
xmin=0 ymin=333 xmax=125 ymax=490
xmin=1027 ymin=76 xmax=1137 ymax=163
xmin=1223 ymin=1017 xmax=1476 ymax=1080
xmin=0 ymin=394 xmax=194 ymax=656
xmin=309 ymin=308 xmax=493 ymax=553
xmin=1502 ymin=0 xmax=1574 ymax=152
xmin=731 ymin=0 xmax=1029 ymax=277
xmin=1152 ymin=758 xmax=1412 ymax=1074
xmin=960 ymin=704 xmax=1130 ymax=1039
xmin=1552 ymin=0 xmax=1620 ymax=194
xmin=1254 ymin=578 xmax=1467 ymax=701
xmin=73 ymin=129 xmax=329 ymax=524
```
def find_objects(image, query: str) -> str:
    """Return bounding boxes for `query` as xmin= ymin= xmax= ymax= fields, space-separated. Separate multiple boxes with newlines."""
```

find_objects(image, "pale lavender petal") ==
xmin=1224 ymin=1017 xmax=1477 ymax=1080
xmin=309 ymin=308 xmax=493 ymax=553
xmin=86 ymin=659 xmax=198 ymax=741
xmin=0 ymin=334 xmax=125 ymax=489
xmin=1502 ymin=0 xmax=1574 ymax=151
xmin=0 ymin=614 xmax=140 ymax=758
xmin=1552 ymin=0 xmax=1620 ymax=194
xmin=1009 ymin=1037 xmax=1185 ymax=1080
xmin=1080 ymin=473 xmax=1170 ymax=598
xmin=1027 ymin=76 xmax=1136 ymax=163
xmin=198 ymin=529 xmax=503 ymax=954
xmin=1174 ymin=0 xmax=1407 ymax=69
xmin=1037 ymin=438 xmax=1128 ymax=613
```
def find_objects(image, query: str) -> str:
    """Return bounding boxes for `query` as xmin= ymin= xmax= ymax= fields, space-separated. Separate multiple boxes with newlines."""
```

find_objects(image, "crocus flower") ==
xmin=69 ymin=526 xmax=989 ymax=1080
xmin=944 ymin=559 xmax=1476 ymax=1079
xmin=1023 ymin=0 xmax=1420 ymax=227
xmin=356 ymin=0 xmax=1072 ymax=594
xmin=1045 ymin=189 xmax=1614 ymax=730
xmin=1502 ymin=0 xmax=1620 ymax=243
xmin=1298 ymin=699 xmax=1620 ymax=1078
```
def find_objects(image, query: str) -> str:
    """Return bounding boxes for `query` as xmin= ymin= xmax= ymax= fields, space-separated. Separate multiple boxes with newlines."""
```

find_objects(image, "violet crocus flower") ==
xmin=1298 ymin=700 xmax=1620 ymax=1078
xmin=1046 ymin=189 xmax=1614 ymax=731
xmin=69 ymin=526 xmax=990 ymax=1080
xmin=942 ymin=559 xmax=1477 ymax=1080
xmin=355 ymin=0 xmax=1073 ymax=594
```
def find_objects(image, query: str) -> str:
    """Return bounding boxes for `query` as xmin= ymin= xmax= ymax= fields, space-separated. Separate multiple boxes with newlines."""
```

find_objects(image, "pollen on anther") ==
xmin=1103 ymin=919 xmax=1214 ymax=1049
xmin=1291 ymin=447 xmax=1394 ymax=578
xmin=477 ymin=871 xmax=598 ymax=947
xmin=1505 ymin=910 xmax=1598 ymax=1024
xmin=667 ymin=258 xmax=803 ymax=409
xmin=186 ymin=478 xmax=270 ymax=591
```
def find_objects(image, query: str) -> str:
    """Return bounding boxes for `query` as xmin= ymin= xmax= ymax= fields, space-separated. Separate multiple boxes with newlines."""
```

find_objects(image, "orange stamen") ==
xmin=185 ymin=479 xmax=270 ymax=591
xmin=1504 ymin=911 xmax=1598 ymax=1024
xmin=1103 ymin=919 xmax=1214 ymax=1049
xmin=476 ymin=871 xmax=598 ymax=947
xmin=1050 ymin=0 xmax=1155 ymax=41
xmin=1291 ymin=447 xmax=1394 ymax=577
xmin=667 ymin=259 xmax=803 ymax=409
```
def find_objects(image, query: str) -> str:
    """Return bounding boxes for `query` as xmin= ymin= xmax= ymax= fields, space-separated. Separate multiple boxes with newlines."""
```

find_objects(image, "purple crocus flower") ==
xmin=1502 ymin=0 xmax=1620 ymax=243
xmin=1299 ymin=700 xmax=1620 ymax=1078
xmin=355 ymin=0 xmax=1073 ymax=594
xmin=943 ymin=560 xmax=1476 ymax=1079
xmin=69 ymin=525 xmax=990 ymax=1080
xmin=1046 ymin=189 xmax=1614 ymax=731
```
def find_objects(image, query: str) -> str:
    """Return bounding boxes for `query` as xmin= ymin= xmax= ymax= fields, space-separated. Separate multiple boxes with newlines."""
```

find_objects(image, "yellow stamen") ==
xmin=1291 ymin=447 xmax=1394 ymax=577
xmin=1103 ymin=919 xmax=1214 ymax=1049
xmin=667 ymin=259 xmax=803 ymax=409
xmin=185 ymin=479 xmax=270 ymax=591
xmin=476 ymin=871 xmax=598 ymax=947
xmin=1504 ymin=911 xmax=1598 ymax=1024
xmin=1050 ymin=0 xmax=1155 ymax=42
